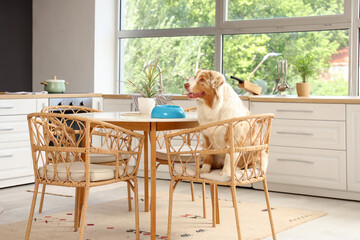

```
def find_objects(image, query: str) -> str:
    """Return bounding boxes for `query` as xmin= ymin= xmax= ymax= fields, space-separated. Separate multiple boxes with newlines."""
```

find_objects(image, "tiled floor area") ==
xmin=1 ymin=178 xmax=360 ymax=239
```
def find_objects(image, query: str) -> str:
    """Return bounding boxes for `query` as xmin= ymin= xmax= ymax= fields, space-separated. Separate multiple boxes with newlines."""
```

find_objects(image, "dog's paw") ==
xmin=200 ymin=164 xmax=211 ymax=173
xmin=220 ymin=169 xmax=231 ymax=177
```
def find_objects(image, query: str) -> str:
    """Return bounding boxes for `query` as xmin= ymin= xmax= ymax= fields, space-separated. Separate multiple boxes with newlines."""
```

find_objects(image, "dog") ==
xmin=184 ymin=69 xmax=253 ymax=176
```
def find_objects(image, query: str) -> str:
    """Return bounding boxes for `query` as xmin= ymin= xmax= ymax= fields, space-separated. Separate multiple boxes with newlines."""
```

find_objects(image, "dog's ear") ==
xmin=195 ymin=69 xmax=202 ymax=79
xmin=211 ymin=75 xmax=225 ymax=89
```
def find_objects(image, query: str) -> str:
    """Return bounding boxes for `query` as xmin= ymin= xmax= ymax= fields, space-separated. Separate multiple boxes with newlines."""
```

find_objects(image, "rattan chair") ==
xmin=165 ymin=113 xmax=276 ymax=240
xmin=155 ymin=106 xmax=207 ymax=217
xmin=26 ymin=112 xmax=144 ymax=240
xmin=38 ymin=105 xmax=134 ymax=213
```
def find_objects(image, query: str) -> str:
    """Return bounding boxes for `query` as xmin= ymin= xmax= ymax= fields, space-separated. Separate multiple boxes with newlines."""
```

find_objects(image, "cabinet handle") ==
xmin=0 ymin=154 xmax=13 ymax=158
xmin=277 ymin=158 xmax=314 ymax=164
xmin=276 ymin=131 xmax=314 ymax=136
xmin=0 ymin=128 xmax=14 ymax=132
xmin=276 ymin=109 xmax=314 ymax=113
xmin=0 ymin=106 xmax=14 ymax=109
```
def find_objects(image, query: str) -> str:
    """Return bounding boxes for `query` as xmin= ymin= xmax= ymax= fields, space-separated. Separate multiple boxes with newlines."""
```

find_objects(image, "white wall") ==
xmin=33 ymin=0 xmax=116 ymax=94
xmin=94 ymin=0 xmax=117 ymax=94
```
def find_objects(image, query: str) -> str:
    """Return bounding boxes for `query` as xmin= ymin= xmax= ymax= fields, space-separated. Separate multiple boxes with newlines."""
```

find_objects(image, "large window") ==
xmin=120 ymin=36 xmax=215 ymax=95
xmin=227 ymin=0 xmax=344 ymax=21
xmin=118 ymin=0 xmax=358 ymax=96
xmin=223 ymin=30 xmax=349 ymax=96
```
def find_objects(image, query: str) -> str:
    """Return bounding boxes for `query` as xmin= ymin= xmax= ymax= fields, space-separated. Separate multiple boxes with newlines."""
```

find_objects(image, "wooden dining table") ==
xmin=79 ymin=111 xmax=199 ymax=240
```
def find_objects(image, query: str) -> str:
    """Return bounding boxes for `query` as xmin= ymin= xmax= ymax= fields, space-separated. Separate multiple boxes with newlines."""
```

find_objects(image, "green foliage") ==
xmin=126 ymin=59 xmax=166 ymax=98
xmin=289 ymin=53 xmax=317 ymax=83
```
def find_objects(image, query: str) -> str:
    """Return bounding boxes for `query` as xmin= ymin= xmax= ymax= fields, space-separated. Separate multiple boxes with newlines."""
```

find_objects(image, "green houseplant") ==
xmin=127 ymin=59 xmax=166 ymax=114
xmin=290 ymin=52 xmax=317 ymax=97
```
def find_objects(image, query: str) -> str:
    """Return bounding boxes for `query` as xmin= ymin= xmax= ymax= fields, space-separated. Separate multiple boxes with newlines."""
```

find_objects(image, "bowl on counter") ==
xmin=151 ymin=105 xmax=186 ymax=118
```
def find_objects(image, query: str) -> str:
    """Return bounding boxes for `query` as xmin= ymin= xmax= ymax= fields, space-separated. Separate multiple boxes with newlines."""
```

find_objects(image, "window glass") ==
xmin=121 ymin=0 xmax=215 ymax=30
xmin=227 ymin=0 xmax=344 ymax=21
xmin=120 ymin=36 xmax=215 ymax=94
xmin=223 ymin=30 xmax=349 ymax=96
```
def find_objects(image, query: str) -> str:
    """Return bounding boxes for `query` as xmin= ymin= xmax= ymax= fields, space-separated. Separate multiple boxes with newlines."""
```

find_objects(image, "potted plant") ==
xmin=290 ymin=52 xmax=317 ymax=97
xmin=127 ymin=59 xmax=166 ymax=114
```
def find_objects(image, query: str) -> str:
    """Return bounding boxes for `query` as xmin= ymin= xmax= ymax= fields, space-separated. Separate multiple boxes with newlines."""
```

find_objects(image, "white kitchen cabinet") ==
xmin=268 ymin=146 xmax=346 ymax=190
xmin=250 ymin=101 xmax=347 ymax=193
xmin=346 ymin=105 xmax=360 ymax=192
xmin=271 ymin=119 xmax=345 ymax=150
xmin=92 ymin=97 xmax=104 ymax=111
xmin=103 ymin=98 xmax=132 ymax=112
xmin=0 ymin=99 xmax=48 ymax=188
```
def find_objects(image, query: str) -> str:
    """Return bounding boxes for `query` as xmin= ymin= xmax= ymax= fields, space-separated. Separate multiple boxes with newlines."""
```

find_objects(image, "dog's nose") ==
xmin=184 ymin=83 xmax=190 ymax=89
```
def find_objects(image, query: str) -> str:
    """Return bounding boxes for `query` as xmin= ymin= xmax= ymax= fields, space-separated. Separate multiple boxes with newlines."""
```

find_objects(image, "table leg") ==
xmin=144 ymin=132 xmax=149 ymax=212
xmin=150 ymin=122 xmax=157 ymax=240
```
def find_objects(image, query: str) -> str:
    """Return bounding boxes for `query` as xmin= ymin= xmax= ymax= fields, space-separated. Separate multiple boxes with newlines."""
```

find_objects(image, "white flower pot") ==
xmin=138 ymin=97 xmax=156 ymax=115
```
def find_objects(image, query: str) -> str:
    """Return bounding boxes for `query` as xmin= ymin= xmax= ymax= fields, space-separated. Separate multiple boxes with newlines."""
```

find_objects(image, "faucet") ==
xmin=247 ymin=52 xmax=281 ymax=82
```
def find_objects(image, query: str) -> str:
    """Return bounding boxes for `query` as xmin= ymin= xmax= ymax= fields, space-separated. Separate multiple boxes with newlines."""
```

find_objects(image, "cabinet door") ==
xmin=0 ymin=99 xmax=36 ymax=116
xmin=103 ymin=99 xmax=132 ymax=112
xmin=267 ymin=146 xmax=346 ymax=190
xmin=346 ymin=105 xmax=360 ymax=192
xmin=271 ymin=119 xmax=346 ymax=150
xmin=92 ymin=97 xmax=104 ymax=111
xmin=250 ymin=102 xmax=345 ymax=121
xmin=0 ymin=145 xmax=33 ymax=180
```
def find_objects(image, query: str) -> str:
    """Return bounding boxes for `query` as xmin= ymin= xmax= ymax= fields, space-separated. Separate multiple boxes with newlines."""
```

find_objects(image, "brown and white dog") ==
xmin=184 ymin=69 xmax=251 ymax=176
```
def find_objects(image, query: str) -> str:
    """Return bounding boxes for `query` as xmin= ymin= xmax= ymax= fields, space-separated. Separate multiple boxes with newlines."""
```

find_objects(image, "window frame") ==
xmin=117 ymin=0 xmax=358 ymax=96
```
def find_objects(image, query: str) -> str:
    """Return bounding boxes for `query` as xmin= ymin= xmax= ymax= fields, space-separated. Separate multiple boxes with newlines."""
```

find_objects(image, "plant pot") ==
xmin=138 ymin=97 xmax=156 ymax=115
xmin=296 ymin=83 xmax=311 ymax=97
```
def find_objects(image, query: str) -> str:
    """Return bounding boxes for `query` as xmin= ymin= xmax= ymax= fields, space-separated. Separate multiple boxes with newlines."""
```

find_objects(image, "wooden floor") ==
xmin=1 ymin=178 xmax=360 ymax=239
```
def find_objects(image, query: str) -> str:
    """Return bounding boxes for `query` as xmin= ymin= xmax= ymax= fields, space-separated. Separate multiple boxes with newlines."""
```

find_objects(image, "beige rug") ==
xmin=0 ymin=191 xmax=326 ymax=240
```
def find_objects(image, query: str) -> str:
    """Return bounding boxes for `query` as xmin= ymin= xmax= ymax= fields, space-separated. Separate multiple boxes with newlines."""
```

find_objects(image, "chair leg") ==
xmin=263 ymin=179 xmax=276 ymax=240
xmin=74 ymin=187 xmax=85 ymax=230
xmin=202 ymin=182 xmax=206 ymax=218
xmin=25 ymin=182 xmax=39 ymax=240
xmin=215 ymin=184 xmax=220 ymax=224
xmin=167 ymin=179 xmax=176 ymax=240
xmin=133 ymin=179 xmax=140 ymax=240
xmin=190 ymin=181 xmax=195 ymax=201
xmin=210 ymin=184 xmax=216 ymax=227
xmin=230 ymin=185 xmax=242 ymax=240
xmin=78 ymin=187 xmax=90 ymax=240
xmin=38 ymin=183 xmax=46 ymax=213
xmin=127 ymin=181 xmax=132 ymax=211
xmin=74 ymin=187 xmax=80 ymax=232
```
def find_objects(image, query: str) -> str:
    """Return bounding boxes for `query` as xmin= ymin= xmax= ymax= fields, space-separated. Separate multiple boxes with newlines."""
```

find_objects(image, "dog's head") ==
xmin=184 ymin=70 xmax=225 ymax=103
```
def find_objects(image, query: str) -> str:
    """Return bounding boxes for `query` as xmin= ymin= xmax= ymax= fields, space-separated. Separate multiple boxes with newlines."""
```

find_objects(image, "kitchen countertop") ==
xmin=2 ymin=93 xmax=360 ymax=104
xmin=247 ymin=95 xmax=360 ymax=104
xmin=0 ymin=93 xmax=102 ymax=99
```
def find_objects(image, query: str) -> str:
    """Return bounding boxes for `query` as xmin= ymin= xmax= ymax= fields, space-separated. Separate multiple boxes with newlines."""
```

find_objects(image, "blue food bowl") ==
xmin=151 ymin=105 xmax=186 ymax=119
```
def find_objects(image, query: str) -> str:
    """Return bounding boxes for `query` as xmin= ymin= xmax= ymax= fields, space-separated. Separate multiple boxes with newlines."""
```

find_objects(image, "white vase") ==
xmin=138 ymin=97 xmax=156 ymax=115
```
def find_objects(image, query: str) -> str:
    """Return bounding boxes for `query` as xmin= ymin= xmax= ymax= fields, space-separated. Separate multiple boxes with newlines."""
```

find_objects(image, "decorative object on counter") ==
xmin=289 ymin=52 xmax=316 ymax=97
xmin=151 ymin=105 xmax=185 ymax=119
xmin=273 ymin=59 xmax=290 ymax=95
xmin=40 ymin=76 xmax=69 ymax=94
xmin=232 ymin=52 xmax=280 ymax=95
xmin=231 ymin=76 xmax=262 ymax=95
xmin=127 ymin=59 xmax=167 ymax=114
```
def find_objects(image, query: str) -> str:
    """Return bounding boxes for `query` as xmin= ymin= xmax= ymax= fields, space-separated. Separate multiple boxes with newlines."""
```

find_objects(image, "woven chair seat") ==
xmin=90 ymin=153 xmax=130 ymax=164
xmin=156 ymin=145 xmax=201 ymax=162
xmin=174 ymin=163 xmax=260 ymax=183
xmin=39 ymin=162 xmax=135 ymax=182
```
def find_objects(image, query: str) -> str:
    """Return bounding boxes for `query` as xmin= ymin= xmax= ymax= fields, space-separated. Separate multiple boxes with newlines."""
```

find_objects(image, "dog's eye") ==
xmin=200 ymin=78 xmax=205 ymax=82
